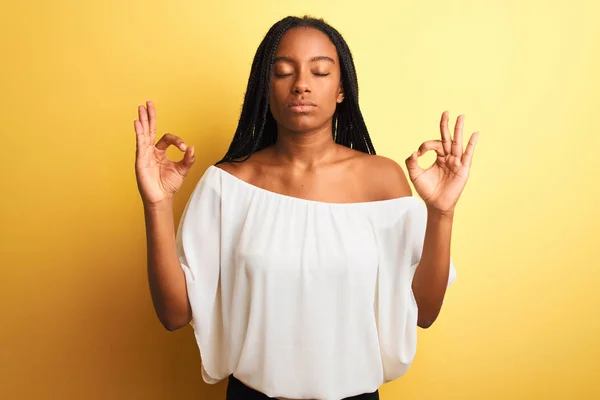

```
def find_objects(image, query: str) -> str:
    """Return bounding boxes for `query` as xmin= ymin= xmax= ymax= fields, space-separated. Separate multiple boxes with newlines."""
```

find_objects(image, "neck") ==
xmin=272 ymin=124 xmax=338 ymax=169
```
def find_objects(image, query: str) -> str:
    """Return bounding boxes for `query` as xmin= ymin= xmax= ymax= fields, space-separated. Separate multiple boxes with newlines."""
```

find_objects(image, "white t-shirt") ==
xmin=176 ymin=165 xmax=456 ymax=400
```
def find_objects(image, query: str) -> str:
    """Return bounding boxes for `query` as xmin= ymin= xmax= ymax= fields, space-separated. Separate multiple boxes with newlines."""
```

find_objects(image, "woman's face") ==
xmin=269 ymin=27 xmax=344 ymax=134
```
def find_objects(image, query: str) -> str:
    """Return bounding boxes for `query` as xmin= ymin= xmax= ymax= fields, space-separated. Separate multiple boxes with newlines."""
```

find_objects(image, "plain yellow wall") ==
xmin=1 ymin=0 xmax=599 ymax=399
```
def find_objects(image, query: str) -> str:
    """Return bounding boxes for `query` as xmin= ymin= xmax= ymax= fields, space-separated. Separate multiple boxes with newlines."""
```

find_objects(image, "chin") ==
xmin=279 ymin=115 xmax=332 ymax=134
xmin=286 ymin=122 xmax=318 ymax=133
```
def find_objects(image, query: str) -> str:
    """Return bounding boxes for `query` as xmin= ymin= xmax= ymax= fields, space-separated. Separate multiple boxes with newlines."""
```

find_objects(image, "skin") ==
xmin=133 ymin=26 xmax=478 ymax=332
xmin=220 ymin=27 xmax=411 ymax=204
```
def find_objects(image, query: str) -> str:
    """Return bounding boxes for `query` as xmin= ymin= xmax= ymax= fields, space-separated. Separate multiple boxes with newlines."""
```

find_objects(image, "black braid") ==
xmin=216 ymin=16 xmax=376 ymax=165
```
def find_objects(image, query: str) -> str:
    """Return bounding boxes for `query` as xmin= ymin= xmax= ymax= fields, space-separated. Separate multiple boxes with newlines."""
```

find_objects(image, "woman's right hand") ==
xmin=134 ymin=100 xmax=195 ymax=206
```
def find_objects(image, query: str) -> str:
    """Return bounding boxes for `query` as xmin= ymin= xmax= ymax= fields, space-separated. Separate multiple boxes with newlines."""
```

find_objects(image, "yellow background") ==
xmin=1 ymin=0 xmax=599 ymax=399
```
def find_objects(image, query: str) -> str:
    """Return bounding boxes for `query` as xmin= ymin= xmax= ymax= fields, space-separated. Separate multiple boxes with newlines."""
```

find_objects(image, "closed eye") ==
xmin=273 ymin=72 xmax=330 ymax=78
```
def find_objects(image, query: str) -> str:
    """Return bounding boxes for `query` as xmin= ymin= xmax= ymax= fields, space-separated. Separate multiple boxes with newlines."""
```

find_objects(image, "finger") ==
xmin=155 ymin=133 xmax=187 ymax=152
xmin=176 ymin=145 xmax=196 ymax=175
xmin=452 ymin=114 xmax=464 ymax=157
xmin=138 ymin=104 xmax=150 ymax=139
xmin=418 ymin=140 xmax=445 ymax=157
xmin=440 ymin=111 xmax=451 ymax=154
xmin=133 ymin=119 xmax=151 ymax=158
xmin=133 ymin=119 xmax=146 ymax=144
xmin=147 ymin=100 xmax=157 ymax=143
xmin=461 ymin=131 xmax=479 ymax=166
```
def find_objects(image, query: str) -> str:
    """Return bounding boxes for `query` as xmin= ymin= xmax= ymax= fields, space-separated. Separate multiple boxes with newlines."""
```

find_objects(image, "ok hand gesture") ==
xmin=405 ymin=111 xmax=479 ymax=214
xmin=134 ymin=101 xmax=195 ymax=206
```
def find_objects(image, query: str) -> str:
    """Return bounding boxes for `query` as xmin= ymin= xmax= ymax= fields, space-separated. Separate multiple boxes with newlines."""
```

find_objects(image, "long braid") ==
xmin=248 ymin=19 xmax=296 ymax=157
xmin=216 ymin=16 xmax=376 ymax=165
xmin=331 ymin=33 xmax=375 ymax=154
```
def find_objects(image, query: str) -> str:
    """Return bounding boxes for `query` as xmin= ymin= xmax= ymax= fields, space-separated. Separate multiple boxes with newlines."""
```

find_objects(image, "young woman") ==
xmin=134 ymin=15 xmax=478 ymax=400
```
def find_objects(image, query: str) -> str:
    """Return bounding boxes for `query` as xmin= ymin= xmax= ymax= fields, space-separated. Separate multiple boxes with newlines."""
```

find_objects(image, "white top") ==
xmin=176 ymin=165 xmax=456 ymax=400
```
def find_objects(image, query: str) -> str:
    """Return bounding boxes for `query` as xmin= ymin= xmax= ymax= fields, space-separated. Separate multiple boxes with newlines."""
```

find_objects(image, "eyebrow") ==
xmin=273 ymin=56 xmax=336 ymax=64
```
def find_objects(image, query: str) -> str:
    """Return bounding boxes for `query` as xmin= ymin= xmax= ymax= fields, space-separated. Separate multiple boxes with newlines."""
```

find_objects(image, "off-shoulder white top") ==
xmin=176 ymin=165 xmax=456 ymax=400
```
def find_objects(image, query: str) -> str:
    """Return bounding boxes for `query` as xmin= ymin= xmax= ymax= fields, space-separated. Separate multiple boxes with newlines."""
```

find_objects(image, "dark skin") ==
xmin=133 ymin=27 xmax=478 ymax=331
xmin=218 ymin=27 xmax=412 ymax=204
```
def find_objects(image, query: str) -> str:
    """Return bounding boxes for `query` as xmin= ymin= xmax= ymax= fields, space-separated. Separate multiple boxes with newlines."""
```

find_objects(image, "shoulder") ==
xmin=351 ymin=152 xmax=412 ymax=200
xmin=212 ymin=149 xmax=278 ymax=189
xmin=213 ymin=160 xmax=248 ymax=179
xmin=213 ymin=154 xmax=262 ymax=182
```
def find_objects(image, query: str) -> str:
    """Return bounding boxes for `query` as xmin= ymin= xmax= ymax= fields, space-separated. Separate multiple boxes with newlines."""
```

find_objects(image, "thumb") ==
xmin=175 ymin=145 xmax=195 ymax=176
xmin=405 ymin=152 xmax=423 ymax=179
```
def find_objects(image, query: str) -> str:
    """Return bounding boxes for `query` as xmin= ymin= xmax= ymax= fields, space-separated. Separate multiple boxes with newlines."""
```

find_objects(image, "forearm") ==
xmin=144 ymin=199 xmax=191 ymax=331
xmin=412 ymin=207 xmax=454 ymax=328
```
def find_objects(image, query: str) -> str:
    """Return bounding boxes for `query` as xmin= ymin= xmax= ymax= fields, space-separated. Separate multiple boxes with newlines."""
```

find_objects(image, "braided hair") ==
xmin=216 ymin=15 xmax=376 ymax=164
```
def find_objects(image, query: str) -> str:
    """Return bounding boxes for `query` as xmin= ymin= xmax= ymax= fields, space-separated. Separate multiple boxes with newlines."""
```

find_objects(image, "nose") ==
xmin=293 ymin=83 xmax=310 ymax=94
xmin=292 ymin=72 xmax=311 ymax=94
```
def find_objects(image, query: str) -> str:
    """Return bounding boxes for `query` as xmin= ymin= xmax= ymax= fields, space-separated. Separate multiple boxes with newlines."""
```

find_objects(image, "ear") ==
xmin=336 ymin=81 xmax=345 ymax=103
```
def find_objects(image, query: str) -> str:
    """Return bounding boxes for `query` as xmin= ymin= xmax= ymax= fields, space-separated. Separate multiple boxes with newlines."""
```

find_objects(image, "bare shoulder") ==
xmin=213 ymin=150 xmax=269 ymax=182
xmin=214 ymin=159 xmax=249 ymax=178
xmin=354 ymin=152 xmax=412 ymax=200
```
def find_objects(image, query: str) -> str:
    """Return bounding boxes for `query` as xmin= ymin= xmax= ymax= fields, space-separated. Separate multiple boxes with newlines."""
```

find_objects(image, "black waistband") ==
xmin=226 ymin=375 xmax=379 ymax=400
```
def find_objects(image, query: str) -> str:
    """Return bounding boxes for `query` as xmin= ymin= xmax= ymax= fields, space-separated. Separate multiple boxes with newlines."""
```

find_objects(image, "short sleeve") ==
xmin=373 ymin=199 xmax=456 ymax=383
xmin=175 ymin=167 xmax=227 ymax=383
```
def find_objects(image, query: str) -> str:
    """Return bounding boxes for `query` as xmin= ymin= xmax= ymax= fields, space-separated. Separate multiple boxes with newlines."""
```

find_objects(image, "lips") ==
xmin=288 ymin=100 xmax=316 ymax=112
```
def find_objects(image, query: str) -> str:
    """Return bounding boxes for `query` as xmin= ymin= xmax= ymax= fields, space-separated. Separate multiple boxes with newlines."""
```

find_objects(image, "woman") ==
xmin=134 ymin=15 xmax=478 ymax=400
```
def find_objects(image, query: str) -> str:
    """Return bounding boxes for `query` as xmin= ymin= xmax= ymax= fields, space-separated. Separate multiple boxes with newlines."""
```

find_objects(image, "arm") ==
xmin=412 ymin=207 xmax=454 ymax=329
xmin=404 ymin=111 xmax=479 ymax=329
xmin=144 ymin=199 xmax=192 ymax=331
xmin=133 ymin=100 xmax=196 ymax=332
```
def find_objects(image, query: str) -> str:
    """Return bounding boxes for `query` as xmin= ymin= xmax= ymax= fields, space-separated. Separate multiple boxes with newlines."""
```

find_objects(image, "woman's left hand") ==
xmin=405 ymin=111 xmax=479 ymax=215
